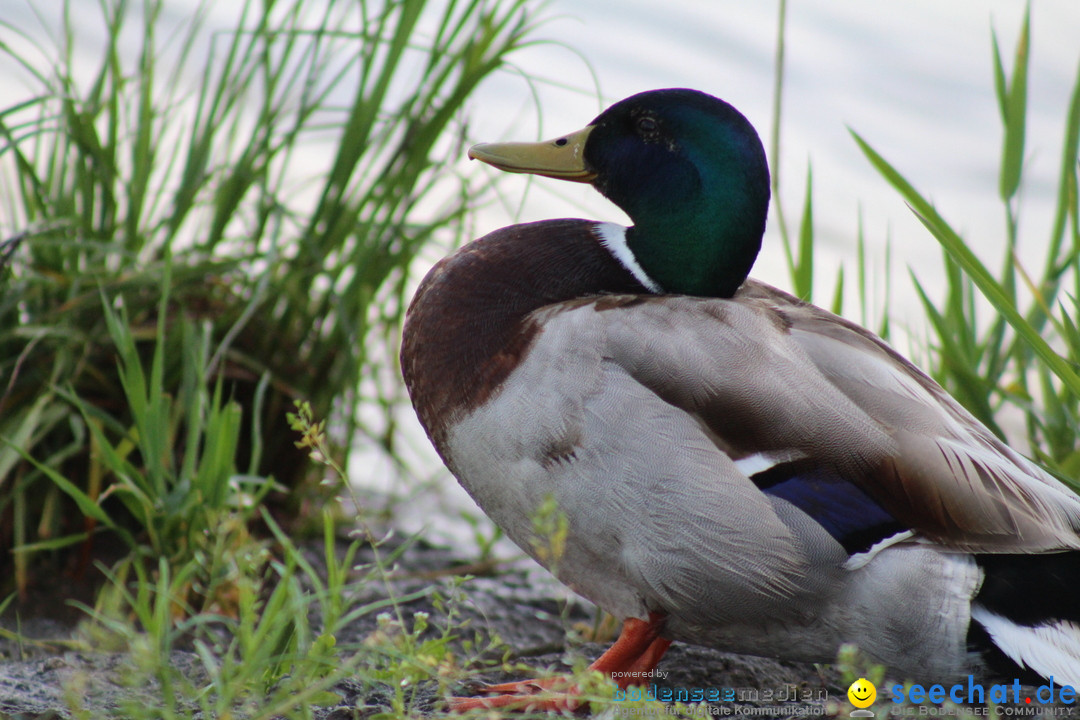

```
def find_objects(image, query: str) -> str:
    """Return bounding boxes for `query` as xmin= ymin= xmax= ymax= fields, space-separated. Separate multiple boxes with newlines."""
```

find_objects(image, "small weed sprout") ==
xmin=530 ymin=493 xmax=569 ymax=571
xmin=287 ymin=399 xmax=346 ymax=486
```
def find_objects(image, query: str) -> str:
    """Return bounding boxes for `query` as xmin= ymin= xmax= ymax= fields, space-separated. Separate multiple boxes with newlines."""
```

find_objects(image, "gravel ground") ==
xmin=1 ymin=537 xmax=1072 ymax=719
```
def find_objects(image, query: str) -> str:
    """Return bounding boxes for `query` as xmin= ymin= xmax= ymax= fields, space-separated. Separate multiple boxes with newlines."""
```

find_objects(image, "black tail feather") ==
xmin=967 ymin=552 xmax=1080 ymax=685
xmin=974 ymin=552 xmax=1080 ymax=626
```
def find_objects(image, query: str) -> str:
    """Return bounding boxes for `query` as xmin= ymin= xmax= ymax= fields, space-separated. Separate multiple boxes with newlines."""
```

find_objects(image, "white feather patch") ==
xmin=593 ymin=222 xmax=662 ymax=293
xmin=734 ymin=450 xmax=804 ymax=477
xmin=842 ymin=530 xmax=915 ymax=570
xmin=970 ymin=605 xmax=1080 ymax=686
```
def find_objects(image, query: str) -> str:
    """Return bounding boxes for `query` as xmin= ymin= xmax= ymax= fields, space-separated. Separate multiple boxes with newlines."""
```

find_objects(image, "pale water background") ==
xmin=3 ymin=0 xmax=1079 ymax=551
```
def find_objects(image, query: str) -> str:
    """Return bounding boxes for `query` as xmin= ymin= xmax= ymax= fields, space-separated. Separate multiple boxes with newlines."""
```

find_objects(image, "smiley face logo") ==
xmin=847 ymin=677 xmax=877 ymax=708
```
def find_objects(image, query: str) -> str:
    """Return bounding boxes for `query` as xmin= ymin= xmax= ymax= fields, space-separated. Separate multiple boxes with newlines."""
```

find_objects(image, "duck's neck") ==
xmin=593 ymin=112 xmax=771 ymax=298
xmin=620 ymin=175 xmax=767 ymax=298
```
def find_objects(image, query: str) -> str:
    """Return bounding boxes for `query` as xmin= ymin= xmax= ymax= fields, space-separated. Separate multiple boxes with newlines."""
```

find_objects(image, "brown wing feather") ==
xmin=600 ymin=280 xmax=1080 ymax=552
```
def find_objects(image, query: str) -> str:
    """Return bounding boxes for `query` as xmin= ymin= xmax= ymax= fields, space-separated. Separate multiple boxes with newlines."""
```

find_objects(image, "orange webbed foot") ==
xmin=447 ymin=613 xmax=670 ymax=713
xmin=447 ymin=680 xmax=582 ymax=713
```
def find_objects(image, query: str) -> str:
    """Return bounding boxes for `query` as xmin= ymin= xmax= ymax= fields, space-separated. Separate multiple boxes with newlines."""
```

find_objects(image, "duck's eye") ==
xmin=636 ymin=116 xmax=658 ymax=135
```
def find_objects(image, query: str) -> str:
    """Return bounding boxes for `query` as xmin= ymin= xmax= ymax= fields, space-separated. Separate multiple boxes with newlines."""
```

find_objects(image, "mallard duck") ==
xmin=400 ymin=88 xmax=1080 ymax=710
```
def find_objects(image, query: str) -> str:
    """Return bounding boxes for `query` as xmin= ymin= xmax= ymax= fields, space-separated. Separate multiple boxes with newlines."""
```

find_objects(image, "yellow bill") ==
xmin=468 ymin=126 xmax=596 ymax=183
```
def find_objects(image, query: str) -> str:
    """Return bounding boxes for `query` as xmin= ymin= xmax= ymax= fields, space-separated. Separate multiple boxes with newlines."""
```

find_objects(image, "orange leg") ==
xmin=448 ymin=612 xmax=670 ymax=712
xmin=619 ymin=636 xmax=672 ymax=684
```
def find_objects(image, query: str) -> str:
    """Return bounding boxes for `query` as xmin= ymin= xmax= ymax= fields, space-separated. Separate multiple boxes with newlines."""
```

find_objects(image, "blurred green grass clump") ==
xmin=0 ymin=0 xmax=540 ymax=597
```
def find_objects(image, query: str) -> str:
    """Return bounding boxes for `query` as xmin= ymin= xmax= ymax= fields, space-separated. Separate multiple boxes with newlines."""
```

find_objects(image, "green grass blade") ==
xmin=998 ymin=6 xmax=1030 ymax=202
xmin=991 ymin=26 xmax=1008 ymax=124
xmin=830 ymin=266 xmax=844 ymax=315
xmin=910 ymin=272 xmax=1005 ymax=437
xmin=768 ymin=0 xmax=791 ymax=256
xmin=2 ymin=437 xmax=115 ymax=530
xmin=794 ymin=163 xmax=814 ymax=300
xmin=852 ymin=130 xmax=1080 ymax=397
xmin=1045 ymin=55 xmax=1080 ymax=284
xmin=12 ymin=532 xmax=92 ymax=554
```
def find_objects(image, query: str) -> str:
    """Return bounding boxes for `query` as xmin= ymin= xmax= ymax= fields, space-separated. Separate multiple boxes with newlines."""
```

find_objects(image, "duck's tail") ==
xmin=969 ymin=552 xmax=1080 ymax=687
